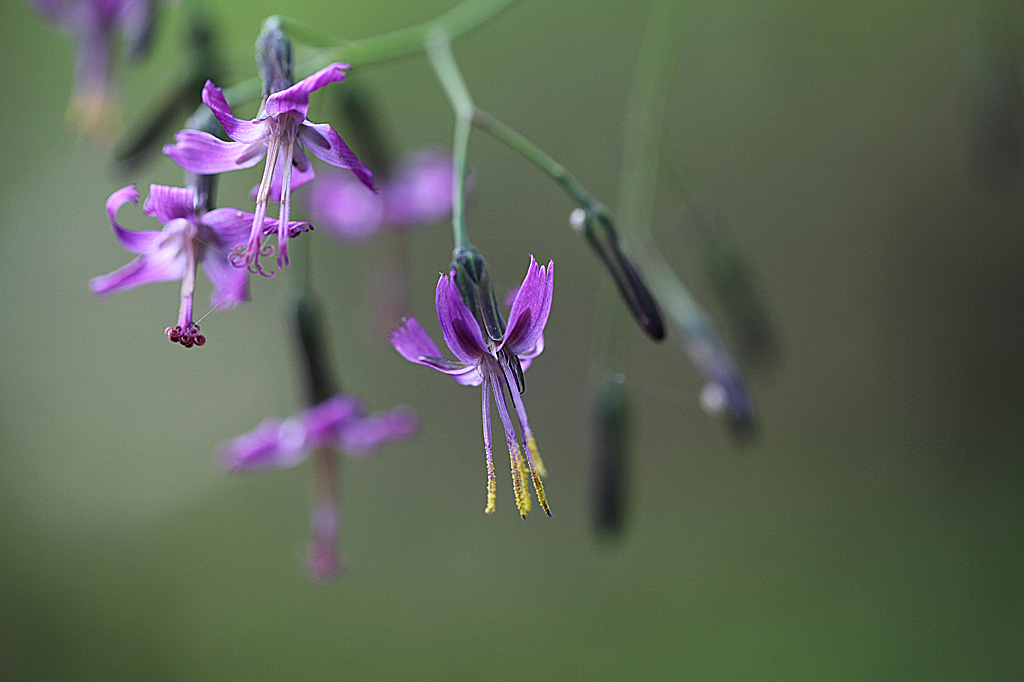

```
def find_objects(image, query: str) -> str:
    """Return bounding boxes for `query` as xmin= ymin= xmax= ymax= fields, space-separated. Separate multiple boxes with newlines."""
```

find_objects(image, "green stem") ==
xmin=221 ymin=0 xmax=519 ymax=110
xmin=616 ymin=0 xmax=679 ymax=252
xmin=426 ymin=31 xmax=475 ymax=253
xmin=336 ymin=0 xmax=519 ymax=65
xmin=471 ymin=109 xmax=597 ymax=210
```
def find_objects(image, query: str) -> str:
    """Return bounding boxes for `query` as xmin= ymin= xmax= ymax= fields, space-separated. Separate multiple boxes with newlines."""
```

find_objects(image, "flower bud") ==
xmin=256 ymin=18 xmax=293 ymax=98
xmin=451 ymin=248 xmax=525 ymax=392
xmin=338 ymin=84 xmax=395 ymax=182
xmin=451 ymin=248 xmax=506 ymax=341
xmin=571 ymin=207 xmax=665 ymax=341
xmin=680 ymin=202 xmax=778 ymax=369
xmin=591 ymin=373 xmax=630 ymax=539
xmin=293 ymin=292 xmax=338 ymax=405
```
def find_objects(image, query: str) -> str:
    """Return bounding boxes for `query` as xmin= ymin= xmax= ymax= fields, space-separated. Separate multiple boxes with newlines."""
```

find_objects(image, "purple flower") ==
xmin=221 ymin=394 xmax=417 ymax=581
xmin=90 ymin=184 xmax=310 ymax=347
xmin=33 ymin=0 xmax=150 ymax=133
xmin=390 ymin=256 xmax=554 ymax=518
xmin=163 ymin=63 xmax=374 ymax=276
xmin=306 ymin=150 xmax=454 ymax=241
xmin=221 ymin=394 xmax=417 ymax=470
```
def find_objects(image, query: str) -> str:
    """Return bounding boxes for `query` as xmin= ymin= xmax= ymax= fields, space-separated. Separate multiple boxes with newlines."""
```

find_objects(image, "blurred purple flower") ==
xmin=90 ymin=184 xmax=310 ymax=347
xmin=221 ymin=394 xmax=416 ymax=470
xmin=390 ymin=256 xmax=554 ymax=518
xmin=221 ymin=394 xmax=417 ymax=581
xmin=163 ymin=63 xmax=374 ymax=276
xmin=306 ymin=150 xmax=454 ymax=241
xmin=33 ymin=0 xmax=157 ymax=134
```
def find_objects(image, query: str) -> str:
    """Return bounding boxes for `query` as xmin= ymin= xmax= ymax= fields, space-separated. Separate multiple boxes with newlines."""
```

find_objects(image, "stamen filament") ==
xmin=177 ymin=228 xmax=197 ymax=331
xmin=482 ymin=377 xmax=496 ymax=514
xmin=247 ymin=135 xmax=282 ymax=275
xmin=491 ymin=372 xmax=528 ymax=518
xmin=277 ymin=128 xmax=296 ymax=269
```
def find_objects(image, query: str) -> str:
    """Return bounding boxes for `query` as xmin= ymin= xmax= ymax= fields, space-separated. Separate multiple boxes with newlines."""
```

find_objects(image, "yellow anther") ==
xmin=509 ymin=442 xmax=528 ymax=518
xmin=531 ymin=470 xmax=551 ymax=517
xmin=484 ymin=456 xmax=496 ymax=514
xmin=527 ymin=436 xmax=547 ymax=478
xmin=516 ymin=450 xmax=532 ymax=513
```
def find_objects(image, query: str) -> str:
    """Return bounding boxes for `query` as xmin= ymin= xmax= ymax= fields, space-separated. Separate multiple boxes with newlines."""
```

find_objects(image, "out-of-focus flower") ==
xmin=89 ymin=184 xmax=310 ymax=347
xmin=33 ymin=0 xmax=158 ymax=134
xmin=391 ymin=255 xmax=554 ymax=518
xmin=221 ymin=394 xmax=417 ymax=580
xmin=306 ymin=150 xmax=453 ymax=241
xmin=307 ymin=150 xmax=455 ymax=338
xmin=222 ymin=394 xmax=416 ymax=470
xmin=163 ymin=63 xmax=374 ymax=276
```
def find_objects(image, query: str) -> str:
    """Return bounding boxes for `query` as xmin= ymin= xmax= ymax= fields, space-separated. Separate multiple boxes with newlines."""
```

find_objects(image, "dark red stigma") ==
xmin=165 ymin=324 xmax=206 ymax=349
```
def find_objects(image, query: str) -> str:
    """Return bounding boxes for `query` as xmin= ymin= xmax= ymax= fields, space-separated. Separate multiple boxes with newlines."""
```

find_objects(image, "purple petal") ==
xmin=262 ymin=216 xmax=313 ymax=240
xmin=89 ymin=250 xmax=184 ymax=296
xmin=201 ymin=81 xmax=267 ymax=143
xmin=451 ymin=365 xmax=485 ymax=386
xmin=391 ymin=316 xmax=444 ymax=364
xmin=502 ymin=256 xmax=554 ymax=355
xmin=142 ymin=184 xmax=194 ymax=224
xmin=516 ymin=333 xmax=545 ymax=372
xmin=32 ymin=0 xmax=64 ymax=21
xmin=306 ymin=171 xmax=384 ymax=241
xmin=201 ymin=207 xmax=256 ymax=246
xmin=382 ymin=151 xmax=454 ymax=226
xmin=220 ymin=418 xmax=309 ymax=471
xmin=164 ymin=130 xmax=265 ymax=174
xmin=435 ymin=272 xmax=487 ymax=365
xmin=389 ymin=316 xmax=484 ymax=384
xmin=105 ymin=184 xmax=163 ymax=254
xmin=301 ymin=395 xmax=361 ymax=450
xmin=202 ymin=249 xmax=249 ymax=309
xmin=336 ymin=407 xmax=418 ymax=458
xmin=70 ymin=15 xmax=112 ymax=97
xmin=264 ymin=63 xmax=349 ymax=119
xmin=297 ymin=122 xmax=375 ymax=190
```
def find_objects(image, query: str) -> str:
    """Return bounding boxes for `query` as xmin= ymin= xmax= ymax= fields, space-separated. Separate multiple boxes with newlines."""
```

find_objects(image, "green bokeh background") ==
xmin=2 ymin=1 xmax=1022 ymax=680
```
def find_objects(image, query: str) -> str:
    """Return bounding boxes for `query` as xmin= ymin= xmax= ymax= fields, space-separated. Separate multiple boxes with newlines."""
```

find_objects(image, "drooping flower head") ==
xmin=163 ymin=63 xmax=374 ymax=277
xmin=221 ymin=394 xmax=417 ymax=581
xmin=33 ymin=0 xmax=157 ymax=133
xmin=90 ymin=183 xmax=311 ymax=347
xmin=391 ymin=254 xmax=554 ymax=518
xmin=306 ymin=150 xmax=454 ymax=241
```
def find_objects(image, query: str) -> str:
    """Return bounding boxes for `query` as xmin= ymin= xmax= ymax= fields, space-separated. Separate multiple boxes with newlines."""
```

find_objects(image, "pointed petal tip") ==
xmin=87 ymin=277 xmax=111 ymax=297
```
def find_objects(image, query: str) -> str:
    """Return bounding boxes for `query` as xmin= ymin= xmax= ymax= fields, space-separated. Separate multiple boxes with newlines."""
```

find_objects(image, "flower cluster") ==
xmin=48 ymin=2 xmax=732 ymax=583
xmin=93 ymin=62 xmax=374 ymax=344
